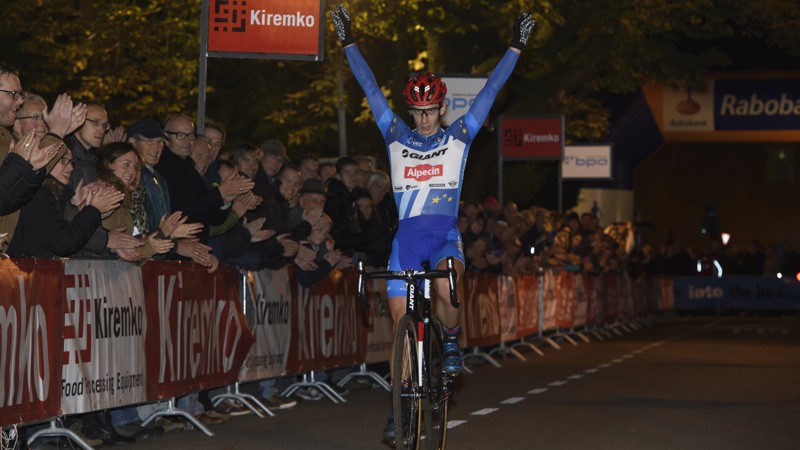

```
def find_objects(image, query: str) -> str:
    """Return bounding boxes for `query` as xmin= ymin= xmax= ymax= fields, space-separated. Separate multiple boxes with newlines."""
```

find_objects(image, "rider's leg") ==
xmin=434 ymin=258 xmax=465 ymax=375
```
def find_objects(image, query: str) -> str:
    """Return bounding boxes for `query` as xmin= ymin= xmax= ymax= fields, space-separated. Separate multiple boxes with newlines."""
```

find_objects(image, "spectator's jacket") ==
xmin=295 ymin=241 xmax=334 ymax=288
xmin=139 ymin=164 xmax=171 ymax=235
xmin=0 ymin=127 xmax=65 ymax=243
xmin=324 ymin=177 xmax=357 ymax=254
xmin=7 ymin=177 xmax=101 ymax=258
xmin=155 ymin=148 xmax=228 ymax=241
xmin=64 ymin=135 xmax=97 ymax=191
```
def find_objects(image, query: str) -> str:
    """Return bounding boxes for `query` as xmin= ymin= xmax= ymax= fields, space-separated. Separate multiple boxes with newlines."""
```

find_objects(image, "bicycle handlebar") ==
xmin=357 ymin=257 xmax=460 ymax=308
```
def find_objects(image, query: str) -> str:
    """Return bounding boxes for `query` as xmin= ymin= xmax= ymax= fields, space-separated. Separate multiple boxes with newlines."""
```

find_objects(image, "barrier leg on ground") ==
xmin=337 ymin=363 xmax=391 ymax=392
xmin=140 ymin=398 xmax=214 ymax=437
xmin=549 ymin=330 xmax=579 ymax=346
xmin=512 ymin=338 xmax=546 ymax=356
xmin=586 ymin=326 xmax=606 ymax=341
xmin=607 ymin=323 xmax=626 ymax=336
xmin=463 ymin=347 xmax=501 ymax=368
xmin=625 ymin=319 xmax=641 ymax=331
xmin=282 ymin=372 xmax=346 ymax=404
xmin=27 ymin=419 xmax=95 ymax=450
xmin=570 ymin=328 xmax=592 ymax=344
xmin=530 ymin=334 xmax=562 ymax=350
xmin=489 ymin=342 xmax=527 ymax=362
xmin=211 ymin=382 xmax=275 ymax=418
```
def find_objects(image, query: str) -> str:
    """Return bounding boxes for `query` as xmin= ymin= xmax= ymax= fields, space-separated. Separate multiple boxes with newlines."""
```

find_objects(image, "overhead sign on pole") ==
xmin=499 ymin=115 xmax=565 ymax=160
xmin=207 ymin=0 xmax=325 ymax=61
xmin=562 ymin=145 xmax=613 ymax=179
xmin=497 ymin=115 xmax=565 ymax=211
xmin=440 ymin=75 xmax=488 ymax=127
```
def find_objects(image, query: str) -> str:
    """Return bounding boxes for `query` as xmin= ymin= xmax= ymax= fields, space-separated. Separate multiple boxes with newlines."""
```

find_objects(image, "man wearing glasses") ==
xmin=64 ymin=101 xmax=110 ymax=190
xmin=1 ymin=61 xmax=84 ymax=246
xmin=12 ymin=93 xmax=49 ymax=141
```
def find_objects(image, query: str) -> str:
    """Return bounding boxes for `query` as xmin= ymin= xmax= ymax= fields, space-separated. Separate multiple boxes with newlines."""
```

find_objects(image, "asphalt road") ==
xmin=56 ymin=315 xmax=800 ymax=449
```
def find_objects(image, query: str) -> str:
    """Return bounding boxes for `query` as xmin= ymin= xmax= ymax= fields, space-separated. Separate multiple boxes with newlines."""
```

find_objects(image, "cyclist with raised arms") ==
xmin=330 ymin=4 xmax=534 ymax=444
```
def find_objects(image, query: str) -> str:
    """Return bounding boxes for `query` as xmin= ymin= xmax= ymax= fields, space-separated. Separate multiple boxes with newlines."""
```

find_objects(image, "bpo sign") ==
xmin=562 ymin=145 xmax=612 ymax=179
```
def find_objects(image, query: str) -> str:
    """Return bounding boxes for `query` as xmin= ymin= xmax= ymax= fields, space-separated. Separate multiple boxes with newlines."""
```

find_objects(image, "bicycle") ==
xmin=357 ymin=257 xmax=460 ymax=450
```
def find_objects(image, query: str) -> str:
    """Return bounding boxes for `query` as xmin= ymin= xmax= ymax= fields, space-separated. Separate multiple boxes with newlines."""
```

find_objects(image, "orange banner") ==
xmin=142 ymin=262 xmax=253 ymax=399
xmin=285 ymin=269 xmax=367 ymax=374
xmin=0 ymin=259 xmax=64 ymax=426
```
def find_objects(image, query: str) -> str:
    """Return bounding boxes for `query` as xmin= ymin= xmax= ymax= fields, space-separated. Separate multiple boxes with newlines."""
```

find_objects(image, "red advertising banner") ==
xmin=364 ymin=278 xmax=394 ymax=364
xmin=141 ymin=262 xmax=253 ymax=399
xmin=555 ymin=272 xmax=575 ymax=329
xmin=285 ymin=270 xmax=367 ymax=374
xmin=541 ymin=271 xmax=557 ymax=331
xmin=497 ymin=276 xmax=518 ymax=342
xmin=514 ymin=274 xmax=538 ymax=338
xmin=207 ymin=0 xmax=324 ymax=60
xmin=0 ymin=259 xmax=64 ymax=426
xmin=573 ymin=273 xmax=588 ymax=327
xmin=659 ymin=276 xmax=674 ymax=311
xmin=462 ymin=272 xmax=501 ymax=347
xmin=500 ymin=115 xmax=565 ymax=160
xmin=583 ymin=275 xmax=599 ymax=326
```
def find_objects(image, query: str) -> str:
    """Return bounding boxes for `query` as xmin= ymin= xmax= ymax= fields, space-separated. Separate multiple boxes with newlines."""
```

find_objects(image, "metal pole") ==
xmin=197 ymin=0 xmax=210 ymax=134
xmin=337 ymin=55 xmax=347 ymax=157
xmin=497 ymin=116 xmax=504 ymax=206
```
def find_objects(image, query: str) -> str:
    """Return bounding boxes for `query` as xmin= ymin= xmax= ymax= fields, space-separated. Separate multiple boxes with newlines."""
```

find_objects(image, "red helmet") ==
xmin=403 ymin=73 xmax=447 ymax=107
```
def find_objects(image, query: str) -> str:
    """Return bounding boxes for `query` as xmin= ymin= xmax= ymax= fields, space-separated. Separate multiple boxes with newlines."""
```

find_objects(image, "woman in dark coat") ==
xmin=7 ymin=149 xmax=123 ymax=258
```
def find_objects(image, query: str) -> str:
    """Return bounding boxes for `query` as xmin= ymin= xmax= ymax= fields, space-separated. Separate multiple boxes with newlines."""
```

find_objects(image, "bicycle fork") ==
xmin=417 ymin=321 xmax=424 ymax=388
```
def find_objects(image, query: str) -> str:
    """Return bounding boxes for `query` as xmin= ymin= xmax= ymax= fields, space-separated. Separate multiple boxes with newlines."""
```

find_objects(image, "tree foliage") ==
xmin=2 ymin=0 xmax=800 ymax=201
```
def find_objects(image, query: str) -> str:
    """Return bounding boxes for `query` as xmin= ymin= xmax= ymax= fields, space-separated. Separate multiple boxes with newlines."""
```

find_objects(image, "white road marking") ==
xmin=611 ymin=358 xmax=624 ymax=363
xmin=584 ymin=368 xmax=599 ymax=374
xmin=501 ymin=397 xmax=526 ymax=404
xmin=527 ymin=388 xmax=548 ymax=395
xmin=447 ymin=420 xmax=467 ymax=429
xmin=598 ymin=363 xmax=611 ymax=368
xmin=567 ymin=374 xmax=584 ymax=380
xmin=549 ymin=380 xmax=567 ymax=387
xmin=471 ymin=408 xmax=498 ymax=416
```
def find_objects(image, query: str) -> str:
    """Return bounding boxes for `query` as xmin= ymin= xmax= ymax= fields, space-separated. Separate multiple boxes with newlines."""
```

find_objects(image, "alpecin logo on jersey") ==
xmin=404 ymin=164 xmax=443 ymax=182
xmin=401 ymin=148 xmax=448 ymax=160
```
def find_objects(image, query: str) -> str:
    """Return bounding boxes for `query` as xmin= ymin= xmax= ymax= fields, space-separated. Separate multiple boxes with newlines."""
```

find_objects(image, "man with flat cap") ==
xmin=128 ymin=118 xmax=170 ymax=234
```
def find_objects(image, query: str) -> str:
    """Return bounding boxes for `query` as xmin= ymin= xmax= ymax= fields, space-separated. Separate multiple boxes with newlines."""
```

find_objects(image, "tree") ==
xmin=3 ymin=0 xmax=800 ymax=203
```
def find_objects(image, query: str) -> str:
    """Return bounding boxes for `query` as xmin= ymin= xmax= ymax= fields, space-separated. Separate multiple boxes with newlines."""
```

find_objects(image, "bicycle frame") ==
xmin=357 ymin=257 xmax=460 ymax=448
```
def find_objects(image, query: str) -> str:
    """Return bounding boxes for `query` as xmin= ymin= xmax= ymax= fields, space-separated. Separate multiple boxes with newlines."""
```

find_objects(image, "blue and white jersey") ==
xmin=346 ymin=45 xmax=520 ymax=229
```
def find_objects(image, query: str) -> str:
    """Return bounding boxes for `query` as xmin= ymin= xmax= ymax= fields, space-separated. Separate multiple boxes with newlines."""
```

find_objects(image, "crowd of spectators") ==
xmin=0 ymin=60 xmax=785 ymax=448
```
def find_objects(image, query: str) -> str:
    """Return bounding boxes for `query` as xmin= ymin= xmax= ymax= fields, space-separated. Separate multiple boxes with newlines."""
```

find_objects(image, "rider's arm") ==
xmin=465 ymin=13 xmax=535 ymax=138
xmin=463 ymin=48 xmax=520 ymax=139
xmin=345 ymin=45 xmax=394 ymax=136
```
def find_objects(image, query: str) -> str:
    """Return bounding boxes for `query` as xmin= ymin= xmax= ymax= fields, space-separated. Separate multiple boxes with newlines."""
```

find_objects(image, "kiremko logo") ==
xmin=212 ymin=0 xmax=316 ymax=33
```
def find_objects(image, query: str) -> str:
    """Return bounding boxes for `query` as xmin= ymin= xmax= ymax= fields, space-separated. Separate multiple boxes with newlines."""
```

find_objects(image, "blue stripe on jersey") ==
xmin=399 ymin=189 xmax=419 ymax=220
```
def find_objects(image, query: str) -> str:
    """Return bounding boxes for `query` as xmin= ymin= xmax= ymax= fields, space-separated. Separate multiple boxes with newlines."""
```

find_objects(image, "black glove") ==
xmin=330 ymin=4 xmax=354 ymax=47
xmin=510 ymin=12 xmax=535 ymax=50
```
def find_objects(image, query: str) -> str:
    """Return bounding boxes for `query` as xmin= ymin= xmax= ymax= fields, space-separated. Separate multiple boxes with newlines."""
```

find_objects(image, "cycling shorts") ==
xmin=386 ymin=215 xmax=464 ymax=298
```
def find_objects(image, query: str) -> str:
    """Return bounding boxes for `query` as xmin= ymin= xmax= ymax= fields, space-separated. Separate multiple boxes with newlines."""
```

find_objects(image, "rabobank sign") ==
xmin=715 ymin=79 xmax=800 ymax=130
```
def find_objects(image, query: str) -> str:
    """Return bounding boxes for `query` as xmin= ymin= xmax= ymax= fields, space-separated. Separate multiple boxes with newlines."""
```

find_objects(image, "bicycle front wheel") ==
xmin=421 ymin=320 xmax=448 ymax=450
xmin=393 ymin=314 xmax=422 ymax=449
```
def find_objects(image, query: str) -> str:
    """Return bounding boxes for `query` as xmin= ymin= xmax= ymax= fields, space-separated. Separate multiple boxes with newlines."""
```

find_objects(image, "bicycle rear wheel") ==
xmin=421 ymin=320 xmax=448 ymax=449
xmin=393 ymin=314 xmax=422 ymax=449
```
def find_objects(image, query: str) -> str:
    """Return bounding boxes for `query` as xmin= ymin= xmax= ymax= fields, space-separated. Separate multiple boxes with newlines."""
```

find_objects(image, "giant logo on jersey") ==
xmin=401 ymin=148 xmax=448 ymax=160
xmin=404 ymin=164 xmax=443 ymax=181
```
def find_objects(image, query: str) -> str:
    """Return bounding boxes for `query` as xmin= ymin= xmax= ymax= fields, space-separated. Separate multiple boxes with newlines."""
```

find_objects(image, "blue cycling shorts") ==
xmin=386 ymin=215 xmax=465 ymax=298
